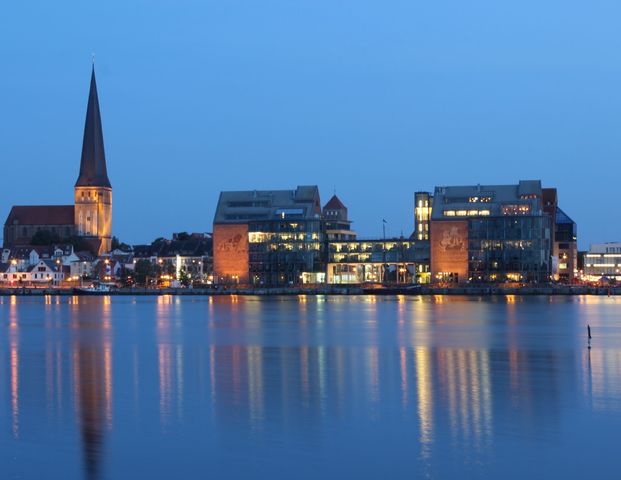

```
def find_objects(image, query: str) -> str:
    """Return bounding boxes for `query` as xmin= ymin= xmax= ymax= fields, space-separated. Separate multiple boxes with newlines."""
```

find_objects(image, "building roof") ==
xmin=9 ymin=247 xmax=36 ymax=260
xmin=133 ymin=238 xmax=212 ymax=258
xmin=75 ymin=67 xmax=111 ymax=188
xmin=323 ymin=194 xmax=347 ymax=211
xmin=431 ymin=180 xmax=544 ymax=220
xmin=29 ymin=244 xmax=74 ymax=257
xmin=555 ymin=207 xmax=575 ymax=225
xmin=4 ymin=205 xmax=75 ymax=226
xmin=75 ymin=251 xmax=96 ymax=262
xmin=214 ymin=186 xmax=322 ymax=224
xmin=27 ymin=259 xmax=60 ymax=272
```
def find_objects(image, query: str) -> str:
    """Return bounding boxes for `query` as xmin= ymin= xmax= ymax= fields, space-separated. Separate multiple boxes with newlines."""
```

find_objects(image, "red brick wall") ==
xmin=430 ymin=220 xmax=468 ymax=283
xmin=213 ymin=224 xmax=249 ymax=283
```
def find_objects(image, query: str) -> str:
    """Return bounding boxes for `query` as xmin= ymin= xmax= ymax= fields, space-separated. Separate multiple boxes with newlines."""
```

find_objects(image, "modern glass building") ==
xmin=213 ymin=186 xmax=325 ymax=285
xmin=430 ymin=180 xmax=554 ymax=283
xmin=326 ymin=239 xmax=428 ymax=284
xmin=248 ymin=216 xmax=324 ymax=285
xmin=467 ymin=216 xmax=551 ymax=282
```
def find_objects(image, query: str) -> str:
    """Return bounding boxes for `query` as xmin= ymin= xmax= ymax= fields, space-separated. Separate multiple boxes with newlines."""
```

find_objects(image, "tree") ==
xmin=119 ymin=266 xmax=135 ymax=287
xmin=31 ymin=229 xmax=61 ymax=245
xmin=65 ymin=236 xmax=93 ymax=253
xmin=134 ymin=259 xmax=155 ymax=286
xmin=179 ymin=268 xmax=191 ymax=287
xmin=111 ymin=236 xmax=131 ymax=252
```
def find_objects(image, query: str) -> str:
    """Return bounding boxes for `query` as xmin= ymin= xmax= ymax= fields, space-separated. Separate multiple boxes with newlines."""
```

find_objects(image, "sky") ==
xmin=1 ymin=1 xmax=620 ymax=248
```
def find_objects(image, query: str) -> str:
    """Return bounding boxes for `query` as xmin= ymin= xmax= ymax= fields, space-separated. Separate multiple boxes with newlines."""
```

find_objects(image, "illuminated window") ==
xmin=501 ymin=204 xmax=531 ymax=215
xmin=468 ymin=196 xmax=492 ymax=203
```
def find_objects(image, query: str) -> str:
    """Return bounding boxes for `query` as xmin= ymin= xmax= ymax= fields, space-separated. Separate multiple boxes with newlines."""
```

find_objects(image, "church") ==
xmin=3 ymin=67 xmax=113 ymax=255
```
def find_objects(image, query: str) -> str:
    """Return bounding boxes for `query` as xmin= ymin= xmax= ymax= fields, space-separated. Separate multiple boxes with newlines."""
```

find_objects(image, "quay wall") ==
xmin=1 ymin=286 xmax=620 ymax=296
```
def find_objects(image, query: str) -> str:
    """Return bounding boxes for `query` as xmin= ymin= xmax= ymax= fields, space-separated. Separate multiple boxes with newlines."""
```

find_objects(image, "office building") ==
xmin=213 ymin=186 xmax=324 ymax=285
xmin=430 ymin=180 xmax=553 ymax=283
xmin=584 ymin=242 xmax=621 ymax=281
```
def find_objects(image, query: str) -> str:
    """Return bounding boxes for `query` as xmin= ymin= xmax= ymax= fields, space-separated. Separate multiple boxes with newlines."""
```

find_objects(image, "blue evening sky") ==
xmin=1 ymin=1 xmax=620 ymax=247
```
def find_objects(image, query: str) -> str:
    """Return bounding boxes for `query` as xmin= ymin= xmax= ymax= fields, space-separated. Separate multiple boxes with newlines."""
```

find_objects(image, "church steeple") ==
xmin=74 ymin=65 xmax=113 ymax=255
xmin=75 ymin=66 xmax=111 ymax=188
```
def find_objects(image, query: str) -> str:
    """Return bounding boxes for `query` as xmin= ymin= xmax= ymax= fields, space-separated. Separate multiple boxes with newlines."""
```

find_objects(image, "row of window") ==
xmin=1 ymin=273 xmax=59 ymax=280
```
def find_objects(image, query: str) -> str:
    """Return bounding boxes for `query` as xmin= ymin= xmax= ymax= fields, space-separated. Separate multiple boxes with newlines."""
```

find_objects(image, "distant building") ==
xmin=323 ymin=195 xmax=356 ymax=241
xmin=3 ymin=66 xmax=112 ymax=255
xmin=0 ymin=259 xmax=64 ymax=285
xmin=543 ymin=188 xmax=578 ymax=282
xmin=326 ymin=238 xmax=428 ymax=284
xmin=584 ymin=242 xmax=621 ymax=281
xmin=213 ymin=186 xmax=324 ymax=285
xmin=430 ymin=180 xmax=554 ymax=283
xmin=414 ymin=192 xmax=433 ymax=241
xmin=132 ymin=234 xmax=212 ymax=283
xmin=3 ymin=207 xmax=76 ymax=247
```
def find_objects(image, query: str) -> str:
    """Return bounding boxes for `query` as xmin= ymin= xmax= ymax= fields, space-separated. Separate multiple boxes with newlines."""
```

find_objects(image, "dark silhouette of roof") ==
xmin=5 ymin=205 xmax=75 ymax=226
xmin=75 ymin=67 xmax=111 ymax=188
xmin=133 ymin=238 xmax=212 ymax=258
xmin=323 ymin=194 xmax=347 ymax=211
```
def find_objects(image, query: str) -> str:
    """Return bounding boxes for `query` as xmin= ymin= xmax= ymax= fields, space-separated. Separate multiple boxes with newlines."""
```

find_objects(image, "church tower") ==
xmin=75 ymin=66 xmax=112 ymax=255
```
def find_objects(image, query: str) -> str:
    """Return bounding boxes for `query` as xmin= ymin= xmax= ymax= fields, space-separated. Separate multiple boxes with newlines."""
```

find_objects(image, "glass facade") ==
xmin=467 ymin=216 xmax=552 ymax=282
xmin=327 ymin=239 xmax=429 ymax=284
xmin=248 ymin=219 xmax=325 ymax=285
xmin=414 ymin=192 xmax=432 ymax=241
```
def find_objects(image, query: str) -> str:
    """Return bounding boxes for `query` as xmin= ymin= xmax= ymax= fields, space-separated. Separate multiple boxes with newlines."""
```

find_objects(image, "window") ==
xmin=469 ymin=196 xmax=492 ymax=203
xmin=502 ymin=204 xmax=531 ymax=215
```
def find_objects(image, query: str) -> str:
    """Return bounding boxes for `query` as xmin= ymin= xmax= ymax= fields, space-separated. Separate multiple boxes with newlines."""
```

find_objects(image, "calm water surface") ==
xmin=1 ymin=295 xmax=621 ymax=479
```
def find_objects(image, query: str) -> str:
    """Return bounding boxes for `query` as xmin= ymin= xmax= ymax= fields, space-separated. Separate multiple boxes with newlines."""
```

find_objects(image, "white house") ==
xmin=27 ymin=260 xmax=65 ymax=285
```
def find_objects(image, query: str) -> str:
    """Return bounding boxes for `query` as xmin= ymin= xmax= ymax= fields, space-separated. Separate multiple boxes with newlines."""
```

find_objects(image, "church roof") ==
xmin=5 ymin=205 xmax=75 ymax=226
xmin=75 ymin=67 xmax=111 ymax=188
xmin=324 ymin=194 xmax=347 ymax=210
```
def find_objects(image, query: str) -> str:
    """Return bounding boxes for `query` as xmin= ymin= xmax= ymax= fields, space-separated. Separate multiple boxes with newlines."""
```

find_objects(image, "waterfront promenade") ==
xmin=1 ymin=285 xmax=619 ymax=296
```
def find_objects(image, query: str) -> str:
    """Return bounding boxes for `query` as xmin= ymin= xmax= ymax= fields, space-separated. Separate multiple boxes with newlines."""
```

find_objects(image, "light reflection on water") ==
xmin=1 ymin=295 xmax=621 ymax=479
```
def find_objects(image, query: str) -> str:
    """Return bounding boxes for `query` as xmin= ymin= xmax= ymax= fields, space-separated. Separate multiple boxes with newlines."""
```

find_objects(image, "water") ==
xmin=1 ymin=295 xmax=620 ymax=479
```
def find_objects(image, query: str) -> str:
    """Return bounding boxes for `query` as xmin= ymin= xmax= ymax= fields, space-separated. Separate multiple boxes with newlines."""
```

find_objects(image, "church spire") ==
xmin=75 ymin=66 xmax=111 ymax=188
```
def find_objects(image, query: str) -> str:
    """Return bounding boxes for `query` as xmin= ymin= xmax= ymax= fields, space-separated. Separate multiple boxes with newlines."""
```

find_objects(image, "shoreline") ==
xmin=0 ymin=286 xmax=619 ymax=296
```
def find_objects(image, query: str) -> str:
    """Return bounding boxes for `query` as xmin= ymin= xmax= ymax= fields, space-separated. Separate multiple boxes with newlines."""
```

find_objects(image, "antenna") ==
xmin=91 ymin=52 xmax=96 ymax=65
